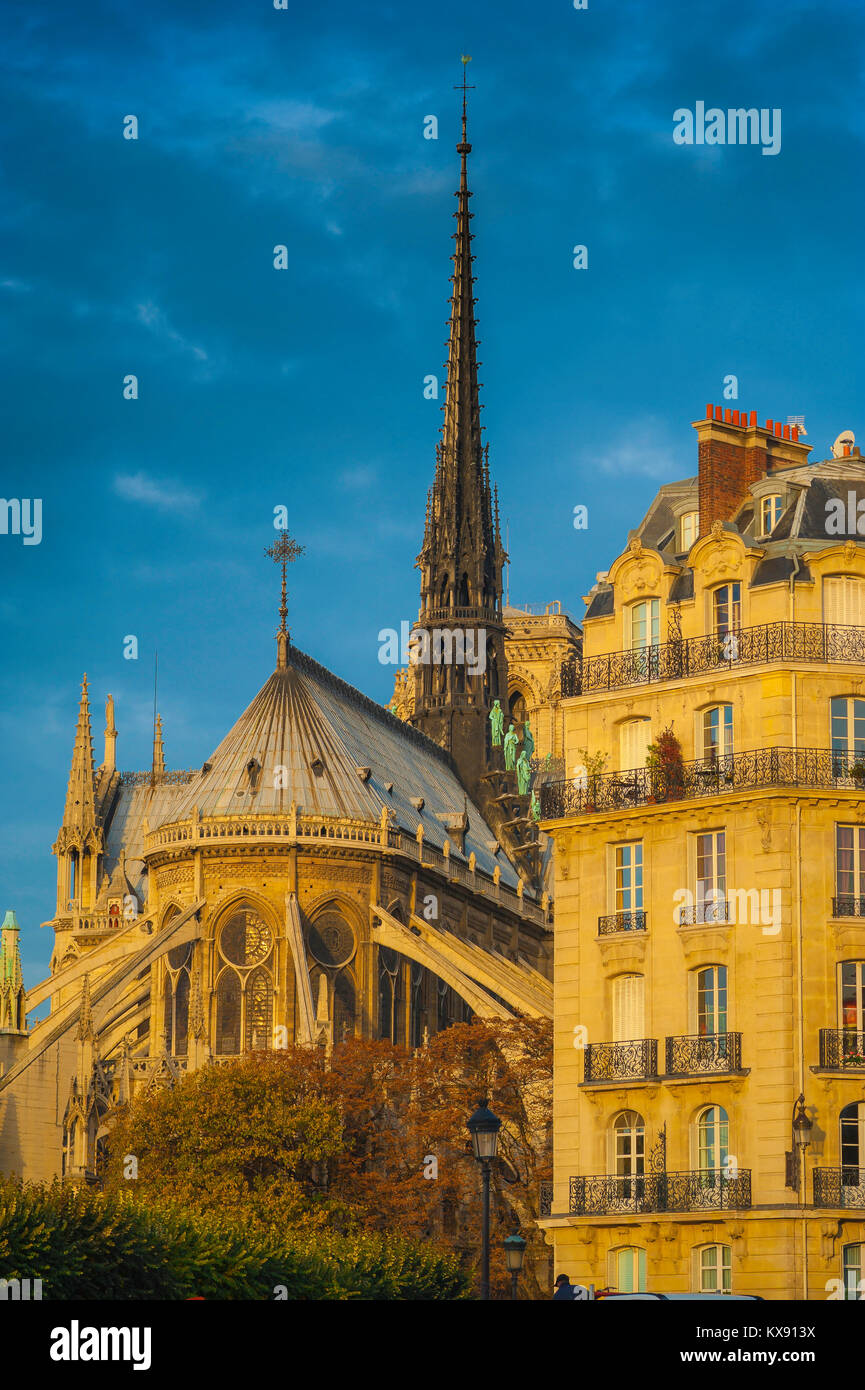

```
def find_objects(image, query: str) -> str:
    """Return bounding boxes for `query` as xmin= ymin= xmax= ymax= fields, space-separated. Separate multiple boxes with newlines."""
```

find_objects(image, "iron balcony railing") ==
xmin=598 ymin=910 xmax=647 ymax=935
xmin=541 ymin=747 xmax=865 ymax=820
xmin=678 ymin=900 xmax=731 ymax=926
xmin=584 ymin=1038 xmax=657 ymax=1083
xmin=538 ymin=1181 xmax=553 ymax=1218
xmin=813 ymin=1167 xmax=865 ymax=1209
xmin=569 ymin=1169 xmax=752 ymax=1216
xmin=819 ymin=1029 xmax=865 ymax=1069
xmin=665 ymin=1032 xmax=742 ymax=1075
xmin=832 ymin=896 xmax=865 ymax=918
xmin=561 ymin=621 xmax=865 ymax=697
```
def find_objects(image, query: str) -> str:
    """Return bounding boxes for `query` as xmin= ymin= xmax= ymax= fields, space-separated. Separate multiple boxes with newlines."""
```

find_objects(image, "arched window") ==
xmin=410 ymin=963 xmax=425 ymax=1048
xmin=694 ymin=1243 xmax=732 ymax=1294
xmin=333 ymin=971 xmax=356 ymax=1043
xmin=609 ymin=1246 xmax=646 ymax=1293
xmin=696 ymin=1105 xmax=729 ymax=1173
xmin=693 ymin=965 xmax=728 ymax=1036
xmin=214 ymin=905 xmax=274 ymax=1055
xmin=612 ymin=1111 xmax=645 ymax=1177
xmin=459 ymin=572 xmax=470 ymax=606
xmin=162 ymin=938 xmax=192 ymax=1056
xmin=699 ymin=704 xmax=733 ymax=763
xmin=509 ymin=688 xmax=528 ymax=740
xmin=842 ymin=1244 xmax=864 ymax=1300
xmin=379 ymin=946 xmax=406 ymax=1044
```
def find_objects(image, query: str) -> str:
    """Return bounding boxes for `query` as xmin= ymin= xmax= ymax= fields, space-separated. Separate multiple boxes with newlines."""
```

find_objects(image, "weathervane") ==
xmin=455 ymin=55 xmax=474 ymax=147
xmin=264 ymin=529 xmax=305 ymax=666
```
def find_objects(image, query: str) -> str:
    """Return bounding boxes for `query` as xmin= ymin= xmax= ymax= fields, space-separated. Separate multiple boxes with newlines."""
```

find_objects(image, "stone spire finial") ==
xmin=0 ymin=910 xmax=26 ymax=1032
xmin=77 ymin=972 xmax=94 ymax=1041
xmin=104 ymin=693 xmax=117 ymax=773
xmin=151 ymin=713 xmax=165 ymax=784
xmin=61 ymin=675 xmax=97 ymax=830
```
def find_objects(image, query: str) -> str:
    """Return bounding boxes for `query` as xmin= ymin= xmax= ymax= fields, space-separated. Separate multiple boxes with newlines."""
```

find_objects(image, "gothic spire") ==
xmin=0 ymin=910 xmax=26 ymax=1033
xmin=62 ymin=675 xmax=96 ymax=830
xmin=151 ymin=713 xmax=165 ymax=784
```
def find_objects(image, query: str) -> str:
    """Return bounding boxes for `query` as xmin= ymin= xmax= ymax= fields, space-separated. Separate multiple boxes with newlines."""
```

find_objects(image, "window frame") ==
xmin=759 ymin=494 xmax=783 ymax=537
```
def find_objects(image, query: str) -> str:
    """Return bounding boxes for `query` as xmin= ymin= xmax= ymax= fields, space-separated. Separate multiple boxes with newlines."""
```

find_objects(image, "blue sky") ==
xmin=1 ymin=0 xmax=863 ymax=984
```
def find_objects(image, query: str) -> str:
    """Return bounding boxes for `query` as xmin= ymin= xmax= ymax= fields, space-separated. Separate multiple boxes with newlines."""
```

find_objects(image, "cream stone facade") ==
xmin=540 ymin=407 xmax=865 ymax=1300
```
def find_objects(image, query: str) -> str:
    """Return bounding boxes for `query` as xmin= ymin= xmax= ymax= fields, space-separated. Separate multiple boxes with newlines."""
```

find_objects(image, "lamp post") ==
xmin=467 ymin=1098 xmax=501 ymax=1301
xmin=503 ymin=1231 xmax=527 ymax=1301
xmin=792 ymin=1093 xmax=813 ymax=1302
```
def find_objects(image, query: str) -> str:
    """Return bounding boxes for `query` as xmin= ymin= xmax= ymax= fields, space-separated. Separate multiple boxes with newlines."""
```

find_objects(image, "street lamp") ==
xmin=503 ymin=1231 xmax=527 ymax=1301
xmin=792 ymin=1093 xmax=813 ymax=1192
xmin=467 ymin=1098 xmax=501 ymax=1300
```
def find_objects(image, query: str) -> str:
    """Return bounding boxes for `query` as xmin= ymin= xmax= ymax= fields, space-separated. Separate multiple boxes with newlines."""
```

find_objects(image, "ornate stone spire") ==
xmin=410 ymin=61 xmax=508 ymax=795
xmin=0 ymin=910 xmax=26 ymax=1033
xmin=62 ymin=676 xmax=97 ymax=830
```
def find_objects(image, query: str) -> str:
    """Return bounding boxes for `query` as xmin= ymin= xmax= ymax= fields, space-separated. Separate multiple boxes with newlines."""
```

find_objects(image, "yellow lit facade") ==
xmin=541 ymin=408 xmax=865 ymax=1300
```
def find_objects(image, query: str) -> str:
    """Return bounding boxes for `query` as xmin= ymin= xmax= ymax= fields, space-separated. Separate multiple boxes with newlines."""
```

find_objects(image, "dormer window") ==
xmin=760 ymin=494 xmax=783 ymax=536
xmin=680 ymin=511 xmax=700 ymax=551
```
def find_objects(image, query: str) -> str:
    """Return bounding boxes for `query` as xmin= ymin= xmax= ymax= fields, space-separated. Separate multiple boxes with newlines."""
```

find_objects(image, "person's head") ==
xmin=554 ymin=1274 xmax=571 ymax=1287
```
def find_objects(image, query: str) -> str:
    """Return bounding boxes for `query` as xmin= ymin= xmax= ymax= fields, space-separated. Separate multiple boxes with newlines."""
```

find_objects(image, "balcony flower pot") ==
xmin=647 ymin=725 xmax=685 ymax=802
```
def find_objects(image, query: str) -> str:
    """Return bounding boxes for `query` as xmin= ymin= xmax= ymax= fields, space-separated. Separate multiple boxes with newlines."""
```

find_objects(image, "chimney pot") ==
xmin=724 ymin=408 xmax=732 ymax=423
xmin=766 ymin=419 xmax=773 ymax=432
xmin=844 ymin=443 xmax=851 ymax=456
xmin=791 ymin=426 xmax=799 ymax=442
xmin=706 ymin=404 xmax=714 ymax=419
xmin=714 ymin=406 xmax=722 ymax=420
xmin=732 ymin=410 xmax=740 ymax=425
xmin=774 ymin=421 xmax=783 ymax=438
xmin=749 ymin=410 xmax=757 ymax=427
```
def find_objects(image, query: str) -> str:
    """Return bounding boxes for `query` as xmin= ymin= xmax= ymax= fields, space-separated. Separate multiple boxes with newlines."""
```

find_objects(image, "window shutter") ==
xmin=619 ymin=719 xmax=652 ymax=771
xmin=612 ymin=974 xmax=644 ymax=1041
xmin=825 ymin=577 xmax=865 ymax=627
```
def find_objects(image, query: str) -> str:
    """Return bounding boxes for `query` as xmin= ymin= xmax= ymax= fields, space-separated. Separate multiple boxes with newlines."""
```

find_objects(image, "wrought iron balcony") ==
xmin=813 ymin=1167 xmax=865 ymax=1209
xmin=541 ymin=746 xmax=865 ymax=819
xmin=819 ymin=1029 xmax=865 ymax=1069
xmin=598 ymin=910 xmax=647 ymax=936
xmin=569 ymin=1168 xmax=752 ymax=1215
xmin=832 ymin=896 xmax=865 ymax=918
xmin=678 ymin=900 xmax=731 ymax=926
xmin=584 ymin=1038 xmax=657 ymax=1083
xmin=561 ymin=621 xmax=865 ymax=697
xmin=665 ymin=1032 xmax=742 ymax=1075
xmin=538 ymin=1181 xmax=553 ymax=1218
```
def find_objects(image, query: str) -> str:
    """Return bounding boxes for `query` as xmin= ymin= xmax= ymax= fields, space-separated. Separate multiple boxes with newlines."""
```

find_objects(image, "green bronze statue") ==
xmin=522 ymin=716 xmax=535 ymax=759
xmin=503 ymin=722 xmax=518 ymax=771
xmin=530 ymin=789 xmax=541 ymax=822
xmin=489 ymin=698 xmax=504 ymax=746
xmin=516 ymin=748 xmax=532 ymax=795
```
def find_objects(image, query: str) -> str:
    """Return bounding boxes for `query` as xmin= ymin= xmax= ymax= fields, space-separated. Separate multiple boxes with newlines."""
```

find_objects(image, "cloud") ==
xmin=113 ymin=472 xmax=203 ymax=513
xmin=597 ymin=416 xmax=690 ymax=480
xmin=136 ymin=300 xmax=208 ymax=362
xmin=338 ymin=464 xmax=377 ymax=490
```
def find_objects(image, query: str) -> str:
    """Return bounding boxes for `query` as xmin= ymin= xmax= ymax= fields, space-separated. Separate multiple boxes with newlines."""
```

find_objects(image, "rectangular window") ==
xmin=713 ymin=584 xmax=741 ymax=638
xmin=630 ymin=599 xmax=660 ymax=650
xmin=836 ymin=825 xmax=865 ymax=903
xmin=619 ymin=718 xmax=652 ymax=771
xmin=831 ymin=697 xmax=865 ymax=759
xmin=611 ymin=974 xmax=644 ymax=1042
xmin=699 ymin=1244 xmax=732 ymax=1294
xmin=696 ymin=831 xmax=726 ymax=921
xmin=840 ymin=962 xmax=865 ymax=1031
xmin=614 ymin=843 xmax=643 ymax=914
xmin=843 ymin=1244 xmax=863 ymax=1301
xmin=760 ymin=495 xmax=783 ymax=536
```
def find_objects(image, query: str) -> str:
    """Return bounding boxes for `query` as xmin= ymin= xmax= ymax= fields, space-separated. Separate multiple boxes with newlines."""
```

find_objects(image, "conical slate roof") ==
xmin=160 ymin=645 xmax=521 ymax=887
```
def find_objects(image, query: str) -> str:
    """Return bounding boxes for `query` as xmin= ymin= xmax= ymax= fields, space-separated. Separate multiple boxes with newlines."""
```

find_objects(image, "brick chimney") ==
xmin=694 ymin=405 xmax=812 ymax=532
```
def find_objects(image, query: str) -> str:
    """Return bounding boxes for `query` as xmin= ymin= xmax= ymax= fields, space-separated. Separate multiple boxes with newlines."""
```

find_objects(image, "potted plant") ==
xmin=646 ymin=724 xmax=685 ymax=802
xmin=851 ymin=760 xmax=865 ymax=787
xmin=576 ymin=748 xmax=607 ymax=811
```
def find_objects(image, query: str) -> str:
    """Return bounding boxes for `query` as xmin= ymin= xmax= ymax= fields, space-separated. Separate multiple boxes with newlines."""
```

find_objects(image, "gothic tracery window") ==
xmin=214 ymin=905 xmax=275 ymax=1055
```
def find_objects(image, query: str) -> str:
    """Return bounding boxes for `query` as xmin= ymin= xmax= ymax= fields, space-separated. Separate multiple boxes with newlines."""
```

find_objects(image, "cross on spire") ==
xmin=264 ymin=529 xmax=305 ymax=668
xmin=454 ymin=55 xmax=474 ymax=152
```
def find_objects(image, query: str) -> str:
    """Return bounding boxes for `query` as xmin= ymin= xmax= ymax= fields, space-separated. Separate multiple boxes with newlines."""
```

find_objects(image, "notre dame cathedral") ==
xmin=0 ymin=88 xmax=579 ymax=1186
